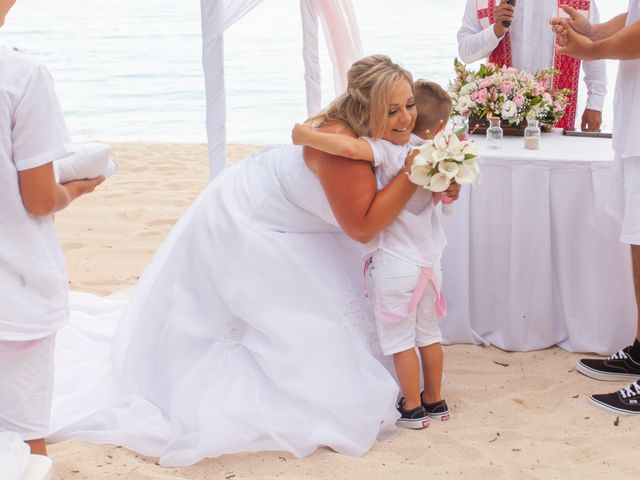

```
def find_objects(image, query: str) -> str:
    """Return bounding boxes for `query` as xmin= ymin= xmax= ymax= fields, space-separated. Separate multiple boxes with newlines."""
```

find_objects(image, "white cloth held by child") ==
xmin=54 ymin=143 xmax=117 ymax=183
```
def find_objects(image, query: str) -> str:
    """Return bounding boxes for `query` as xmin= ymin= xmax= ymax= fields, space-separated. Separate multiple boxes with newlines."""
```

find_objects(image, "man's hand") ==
xmin=581 ymin=109 xmax=602 ymax=132
xmin=553 ymin=23 xmax=597 ymax=60
xmin=493 ymin=0 xmax=515 ymax=38
xmin=560 ymin=5 xmax=592 ymax=37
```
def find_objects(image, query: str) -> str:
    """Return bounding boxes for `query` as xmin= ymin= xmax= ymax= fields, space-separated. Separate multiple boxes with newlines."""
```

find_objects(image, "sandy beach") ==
xmin=50 ymin=143 xmax=638 ymax=480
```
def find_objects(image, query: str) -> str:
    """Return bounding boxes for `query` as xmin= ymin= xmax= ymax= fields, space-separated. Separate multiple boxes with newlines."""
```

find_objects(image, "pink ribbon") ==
xmin=363 ymin=257 xmax=447 ymax=323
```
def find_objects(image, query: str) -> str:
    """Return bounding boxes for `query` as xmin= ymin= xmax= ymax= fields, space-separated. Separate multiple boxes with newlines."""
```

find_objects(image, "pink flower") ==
xmin=500 ymin=81 xmax=513 ymax=95
xmin=514 ymin=95 xmax=525 ymax=107
xmin=477 ymin=88 xmax=489 ymax=103
xmin=554 ymin=101 xmax=563 ymax=111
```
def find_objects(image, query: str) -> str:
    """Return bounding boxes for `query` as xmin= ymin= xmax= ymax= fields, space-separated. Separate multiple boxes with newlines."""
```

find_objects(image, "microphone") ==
xmin=502 ymin=0 xmax=516 ymax=28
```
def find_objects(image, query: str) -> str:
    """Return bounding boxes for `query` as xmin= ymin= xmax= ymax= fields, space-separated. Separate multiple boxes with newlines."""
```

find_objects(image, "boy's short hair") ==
xmin=413 ymin=80 xmax=452 ymax=135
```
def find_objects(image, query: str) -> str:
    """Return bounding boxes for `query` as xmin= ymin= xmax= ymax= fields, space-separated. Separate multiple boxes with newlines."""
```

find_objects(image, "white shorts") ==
xmin=608 ymin=154 xmax=640 ymax=245
xmin=368 ymin=250 xmax=442 ymax=356
xmin=0 ymin=335 xmax=56 ymax=440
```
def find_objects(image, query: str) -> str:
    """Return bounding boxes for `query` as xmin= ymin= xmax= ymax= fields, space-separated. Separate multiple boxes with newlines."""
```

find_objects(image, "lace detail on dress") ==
xmin=342 ymin=288 xmax=383 ymax=356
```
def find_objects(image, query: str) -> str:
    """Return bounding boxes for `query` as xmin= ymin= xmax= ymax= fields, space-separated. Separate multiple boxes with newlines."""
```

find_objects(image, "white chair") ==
xmin=22 ymin=455 xmax=53 ymax=480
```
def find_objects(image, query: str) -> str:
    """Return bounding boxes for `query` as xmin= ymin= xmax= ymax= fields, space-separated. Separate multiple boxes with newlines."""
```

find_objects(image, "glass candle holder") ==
xmin=486 ymin=116 xmax=503 ymax=149
xmin=524 ymin=119 xmax=541 ymax=150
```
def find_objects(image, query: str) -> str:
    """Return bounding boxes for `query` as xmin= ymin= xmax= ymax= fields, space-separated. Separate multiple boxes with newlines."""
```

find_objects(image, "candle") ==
xmin=524 ymin=136 xmax=540 ymax=150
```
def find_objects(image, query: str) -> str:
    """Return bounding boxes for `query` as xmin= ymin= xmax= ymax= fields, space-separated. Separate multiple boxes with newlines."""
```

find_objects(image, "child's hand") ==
xmin=291 ymin=123 xmax=312 ymax=145
xmin=444 ymin=180 xmax=461 ymax=201
xmin=62 ymin=176 xmax=105 ymax=201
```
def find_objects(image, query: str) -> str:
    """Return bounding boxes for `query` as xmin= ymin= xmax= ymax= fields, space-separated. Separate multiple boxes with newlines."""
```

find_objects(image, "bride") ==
xmin=51 ymin=55 xmax=429 ymax=466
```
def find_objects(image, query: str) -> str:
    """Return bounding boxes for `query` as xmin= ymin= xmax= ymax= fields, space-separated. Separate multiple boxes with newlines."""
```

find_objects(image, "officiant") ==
xmin=457 ymin=0 xmax=607 ymax=132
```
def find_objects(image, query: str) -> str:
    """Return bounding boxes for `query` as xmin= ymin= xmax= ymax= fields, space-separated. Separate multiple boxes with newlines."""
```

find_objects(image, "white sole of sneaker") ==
xmin=428 ymin=412 xmax=450 ymax=422
xmin=588 ymin=396 xmax=640 ymax=416
xmin=576 ymin=361 xmax=640 ymax=382
xmin=396 ymin=417 xmax=430 ymax=429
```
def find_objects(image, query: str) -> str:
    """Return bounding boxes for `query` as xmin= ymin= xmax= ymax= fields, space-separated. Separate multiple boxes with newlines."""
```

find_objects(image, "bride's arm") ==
xmin=304 ymin=144 xmax=418 ymax=244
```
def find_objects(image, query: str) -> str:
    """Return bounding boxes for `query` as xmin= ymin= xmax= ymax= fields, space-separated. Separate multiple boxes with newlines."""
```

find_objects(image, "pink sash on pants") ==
xmin=363 ymin=257 xmax=447 ymax=323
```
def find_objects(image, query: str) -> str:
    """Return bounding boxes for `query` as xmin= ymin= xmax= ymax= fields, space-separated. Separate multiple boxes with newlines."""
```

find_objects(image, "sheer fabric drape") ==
xmin=201 ymin=0 xmax=362 ymax=175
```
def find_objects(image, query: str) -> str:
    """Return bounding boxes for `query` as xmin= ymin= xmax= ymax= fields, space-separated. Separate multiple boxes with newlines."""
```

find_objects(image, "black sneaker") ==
xmin=576 ymin=346 xmax=640 ymax=381
xmin=396 ymin=398 xmax=430 ymax=429
xmin=589 ymin=381 xmax=640 ymax=415
xmin=423 ymin=399 xmax=450 ymax=421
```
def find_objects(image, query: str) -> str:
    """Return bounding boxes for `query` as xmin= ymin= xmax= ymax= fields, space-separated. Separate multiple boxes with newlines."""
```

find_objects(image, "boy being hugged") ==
xmin=293 ymin=80 xmax=457 ymax=429
xmin=0 ymin=0 xmax=103 ymax=456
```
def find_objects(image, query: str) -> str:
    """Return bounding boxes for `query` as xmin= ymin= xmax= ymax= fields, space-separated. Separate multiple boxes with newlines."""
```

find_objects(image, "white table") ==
xmin=439 ymin=132 xmax=636 ymax=354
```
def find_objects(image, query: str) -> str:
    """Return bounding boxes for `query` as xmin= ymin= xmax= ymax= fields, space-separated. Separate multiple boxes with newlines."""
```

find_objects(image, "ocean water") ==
xmin=1 ymin=0 xmax=621 ymax=144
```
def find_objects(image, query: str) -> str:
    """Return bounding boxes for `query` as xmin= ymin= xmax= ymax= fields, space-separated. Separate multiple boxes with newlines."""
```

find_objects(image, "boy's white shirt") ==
xmin=362 ymin=134 xmax=447 ymax=267
xmin=0 ymin=47 xmax=73 ymax=340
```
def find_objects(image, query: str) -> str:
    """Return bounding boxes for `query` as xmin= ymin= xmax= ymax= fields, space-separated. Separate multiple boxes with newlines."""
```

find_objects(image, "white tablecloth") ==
xmin=440 ymin=132 xmax=636 ymax=354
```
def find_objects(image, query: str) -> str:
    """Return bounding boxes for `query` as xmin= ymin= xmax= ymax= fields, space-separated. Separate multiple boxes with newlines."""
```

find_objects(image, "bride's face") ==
xmin=381 ymin=78 xmax=417 ymax=145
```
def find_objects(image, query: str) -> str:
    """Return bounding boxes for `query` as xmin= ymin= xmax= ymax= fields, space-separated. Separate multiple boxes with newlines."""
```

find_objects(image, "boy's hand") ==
xmin=444 ymin=180 xmax=461 ymax=202
xmin=62 ymin=176 xmax=105 ymax=201
xmin=291 ymin=123 xmax=312 ymax=145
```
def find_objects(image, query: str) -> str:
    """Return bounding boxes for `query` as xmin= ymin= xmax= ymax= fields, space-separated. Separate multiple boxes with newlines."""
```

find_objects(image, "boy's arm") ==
xmin=292 ymin=123 xmax=374 ymax=162
xmin=18 ymin=162 xmax=104 ymax=216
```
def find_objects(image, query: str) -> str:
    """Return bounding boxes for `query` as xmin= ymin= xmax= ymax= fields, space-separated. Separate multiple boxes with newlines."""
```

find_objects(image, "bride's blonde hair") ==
xmin=308 ymin=55 xmax=414 ymax=139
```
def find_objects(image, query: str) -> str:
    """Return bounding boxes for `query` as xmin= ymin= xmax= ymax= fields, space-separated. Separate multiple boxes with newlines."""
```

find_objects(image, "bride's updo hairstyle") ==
xmin=308 ymin=55 xmax=414 ymax=139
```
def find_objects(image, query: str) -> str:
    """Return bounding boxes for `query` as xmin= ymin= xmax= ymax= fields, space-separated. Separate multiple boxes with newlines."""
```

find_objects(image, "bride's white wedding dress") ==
xmin=50 ymin=146 xmax=400 ymax=466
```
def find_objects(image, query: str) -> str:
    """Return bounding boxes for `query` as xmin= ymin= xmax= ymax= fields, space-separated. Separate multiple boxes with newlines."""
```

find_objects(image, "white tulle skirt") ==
xmin=50 ymin=147 xmax=400 ymax=466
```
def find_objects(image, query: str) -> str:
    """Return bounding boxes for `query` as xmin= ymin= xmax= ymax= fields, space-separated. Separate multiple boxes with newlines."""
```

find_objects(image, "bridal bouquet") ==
xmin=448 ymin=58 xmax=572 ymax=127
xmin=408 ymin=130 xmax=481 ymax=195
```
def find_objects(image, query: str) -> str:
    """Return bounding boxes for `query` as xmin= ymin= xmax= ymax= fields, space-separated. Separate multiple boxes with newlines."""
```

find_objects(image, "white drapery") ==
xmin=200 ymin=0 xmax=363 ymax=176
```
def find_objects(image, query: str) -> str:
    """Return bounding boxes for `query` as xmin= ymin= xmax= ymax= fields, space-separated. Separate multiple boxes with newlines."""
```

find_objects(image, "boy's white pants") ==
xmin=368 ymin=250 xmax=443 ymax=356
xmin=0 ymin=335 xmax=56 ymax=440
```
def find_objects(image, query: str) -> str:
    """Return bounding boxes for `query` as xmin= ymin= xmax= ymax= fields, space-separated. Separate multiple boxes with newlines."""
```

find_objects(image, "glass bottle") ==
xmin=486 ymin=116 xmax=503 ymax=149
xmin=451 ymin=115 xmax=469 ymax=140
xmin=524 ymin=119 xmax=541 ymax=150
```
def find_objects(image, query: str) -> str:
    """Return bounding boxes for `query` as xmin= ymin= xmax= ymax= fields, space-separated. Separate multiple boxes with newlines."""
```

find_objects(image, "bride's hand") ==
xmin=291 ymin=123 xmax=312 ymax=145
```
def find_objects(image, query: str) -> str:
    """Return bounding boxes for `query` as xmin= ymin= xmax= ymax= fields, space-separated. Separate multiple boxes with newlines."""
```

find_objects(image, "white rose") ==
xmin=501 ymin=100 xmax=518 ymax=119
xmin=459 ymin=82 xmax=476 ymax=97
xmin=454 ymin=164 xmax=477 ymax=184
xmin=438 ymin=161 xmax=459 ymax=179
xmin=456 ymin=95 xmax=475 ymax=115
xmin=427 ymin=172 xmax=451 ymax=192
xmin=408 ymin=165 xmax=432 ymax=187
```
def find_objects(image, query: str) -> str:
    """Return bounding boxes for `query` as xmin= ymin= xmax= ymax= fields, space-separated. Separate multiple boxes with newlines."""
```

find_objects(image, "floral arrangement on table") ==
xmin=409 ymin=130 xmax=481 ymax=194
xmin=448 ymin=58 xmax=572 ymax=128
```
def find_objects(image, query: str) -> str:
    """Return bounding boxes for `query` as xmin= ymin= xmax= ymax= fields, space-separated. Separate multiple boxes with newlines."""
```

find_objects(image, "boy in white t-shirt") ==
xmin=0 ymin=0 xmax=104 ymax=456
xmin=292 ymin=81 xmax=457 ymax=429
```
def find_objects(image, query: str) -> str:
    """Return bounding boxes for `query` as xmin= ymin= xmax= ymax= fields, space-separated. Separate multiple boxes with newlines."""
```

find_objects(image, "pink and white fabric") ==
xmin=476 ymin=0 xmax=591 ymax=130
xmin=200 ymin=0 xmax=363 ymax=175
